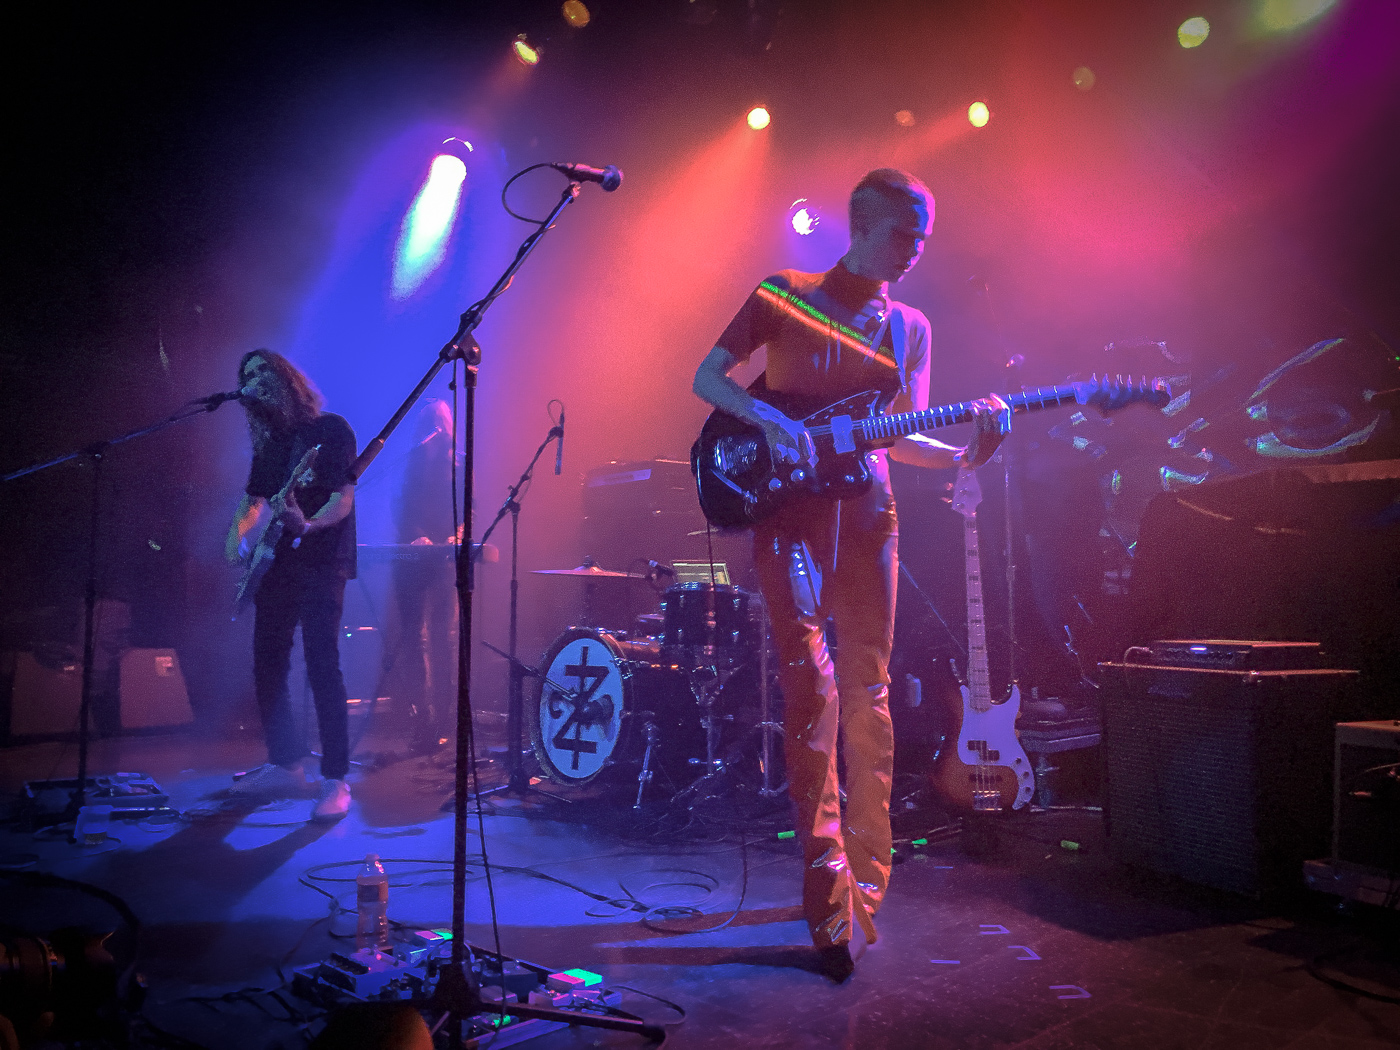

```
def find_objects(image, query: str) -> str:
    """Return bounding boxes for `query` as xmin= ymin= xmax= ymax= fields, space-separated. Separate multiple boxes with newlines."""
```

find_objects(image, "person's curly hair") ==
xmin=237 ymin=348 xmax=323 ymax=452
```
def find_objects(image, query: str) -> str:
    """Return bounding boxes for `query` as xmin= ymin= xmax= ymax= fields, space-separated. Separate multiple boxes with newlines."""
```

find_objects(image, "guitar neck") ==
xmin=962 ymin=506 xmax=993 ymax=714
xmin=849 ymin=385 xmax=1081 ymax=443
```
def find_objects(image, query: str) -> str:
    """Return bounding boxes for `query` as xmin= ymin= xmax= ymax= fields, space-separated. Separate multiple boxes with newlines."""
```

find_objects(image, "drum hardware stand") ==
xmin=755 ymin=599 xmax=785 ymax=799
xmin=687 ymin=664 xmax=732 ymax=773
xmin=346 ymin=168 xmax=660 ymax=1046
xmin=1 ymin=390 xmax=246 ymax=838
xmin=632 ymin=720 xmax=661 ymax=810
xmin=469 ymin=643 xmax=572 ymax=806
xmin=474 ymin=421 xmax=565 ymax=801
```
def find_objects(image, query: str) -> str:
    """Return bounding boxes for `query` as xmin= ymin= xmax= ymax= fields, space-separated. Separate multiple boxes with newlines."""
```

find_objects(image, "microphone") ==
xmin=549 ymin=162 xmax=623 ymax=192
xmin=194 ymin=385 xmax=254 ymax=407
xmin=554 ymin=408 xmax=565 ymax=476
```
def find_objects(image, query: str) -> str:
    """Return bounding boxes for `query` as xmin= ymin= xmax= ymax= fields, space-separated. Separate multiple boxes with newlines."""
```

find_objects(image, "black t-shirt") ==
xmin=246 ymin=413 xmax=358 ymax=579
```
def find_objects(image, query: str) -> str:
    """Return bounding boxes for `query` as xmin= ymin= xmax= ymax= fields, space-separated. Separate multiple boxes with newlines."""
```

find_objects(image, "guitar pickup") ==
xmin=829 ymin=414 xmax=856 ymax=454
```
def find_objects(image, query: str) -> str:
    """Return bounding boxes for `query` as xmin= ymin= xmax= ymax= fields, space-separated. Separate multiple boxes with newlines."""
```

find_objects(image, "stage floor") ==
xmin=2 ymin=729 xmax=1398 ymax=1050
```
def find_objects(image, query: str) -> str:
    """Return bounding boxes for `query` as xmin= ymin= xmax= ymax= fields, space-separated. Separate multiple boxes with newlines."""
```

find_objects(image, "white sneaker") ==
xmin=313 ymin=778 xmax=351 ymax=822
xmin=230 ymin=762 xmax=308 ymax=799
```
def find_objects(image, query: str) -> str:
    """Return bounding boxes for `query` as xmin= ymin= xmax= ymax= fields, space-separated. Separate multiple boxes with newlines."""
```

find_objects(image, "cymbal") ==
xmin=532 ymin=564 xmax=647 ymax=579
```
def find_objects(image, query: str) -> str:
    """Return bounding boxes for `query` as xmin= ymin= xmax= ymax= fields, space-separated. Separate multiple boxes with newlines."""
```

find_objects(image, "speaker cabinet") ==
xmin=1100 ymin=662 xmax=1360 ymax=896
xmin=4 ymin=651 xmax=83 ymax=738
xmin=1334 ymin=720 xmax=1400 ymax=874
xmin=120 ymin=648 xmax=192 ymax=729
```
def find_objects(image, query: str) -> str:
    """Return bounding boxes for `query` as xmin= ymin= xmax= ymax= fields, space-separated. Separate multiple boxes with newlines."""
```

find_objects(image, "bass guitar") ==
xmin=234 ymin=444 xmax=321 ymax=614
xmin=928 ymin=467 xmax=1035 ymax=813
xmin=691 ymin=374 xmax=1170 ymax=529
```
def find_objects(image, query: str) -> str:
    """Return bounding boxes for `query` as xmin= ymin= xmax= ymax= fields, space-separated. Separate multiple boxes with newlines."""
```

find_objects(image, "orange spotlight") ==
xmin=1072 ymin=66 xmax=1096 ymax=91
xmin=747 ymin=106 xmax=771 ymax=131
xmin=1178 ymin=17 xmax=1210 ymax=47
xmin=967 ymin=101 xmax=991 ymax=128
xmin=894 ymin=109 xmax=916 ymax=127
xmin=562 ymin=0 xmax=590 ymax=28
xmin=512 ymin=34 xmax=541 ymax=66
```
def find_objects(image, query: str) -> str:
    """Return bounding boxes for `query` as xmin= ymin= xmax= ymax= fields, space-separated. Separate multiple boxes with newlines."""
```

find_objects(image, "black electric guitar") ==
xmin=234 ymin=444 xmax=321 ymax=614
xmin=690 ymin=375 xmax=1171 ymax=529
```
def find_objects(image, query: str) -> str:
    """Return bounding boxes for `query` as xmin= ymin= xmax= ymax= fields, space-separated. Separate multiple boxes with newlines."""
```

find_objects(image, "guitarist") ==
xmin=692 ymin=169 xmax=1009 ymax=980
xmin=224 ymin=350 xmax=358 ymax=822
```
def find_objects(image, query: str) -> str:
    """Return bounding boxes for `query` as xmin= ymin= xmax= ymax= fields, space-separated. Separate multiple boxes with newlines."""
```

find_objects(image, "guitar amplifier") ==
xmin=1140 ymin=639 xmax=1326 ymax=672
xmin=1100 ymin=661 xmax=1361 ymax=896
xmin=1333 ymin=720 xmax=1400 ymax=874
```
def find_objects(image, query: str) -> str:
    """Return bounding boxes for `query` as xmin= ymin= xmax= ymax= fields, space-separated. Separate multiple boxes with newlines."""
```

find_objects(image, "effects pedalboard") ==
xmin=291 ymin=930 xmax=621 ymax=1048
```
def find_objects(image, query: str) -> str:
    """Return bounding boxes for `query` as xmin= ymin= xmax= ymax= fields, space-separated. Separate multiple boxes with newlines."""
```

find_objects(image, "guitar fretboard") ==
xmin=962 ymin=507 xmax=994 ymax=714
xmin=857 ymin=386 xmax=1081 ymax=441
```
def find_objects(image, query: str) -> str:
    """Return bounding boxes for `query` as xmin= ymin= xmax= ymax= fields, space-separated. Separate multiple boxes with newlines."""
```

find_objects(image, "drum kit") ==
xmin=525 ymin=565 xmax=785 ymax=808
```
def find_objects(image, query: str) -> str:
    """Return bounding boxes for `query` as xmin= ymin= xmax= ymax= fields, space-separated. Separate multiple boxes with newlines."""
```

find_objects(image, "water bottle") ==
xmin=356 ymin=854 xmax=390 ymax=951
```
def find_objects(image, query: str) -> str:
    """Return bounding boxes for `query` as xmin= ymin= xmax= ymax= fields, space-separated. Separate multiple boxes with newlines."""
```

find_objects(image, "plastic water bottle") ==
xmin=356 ymin=854 xmax=390 ymax=951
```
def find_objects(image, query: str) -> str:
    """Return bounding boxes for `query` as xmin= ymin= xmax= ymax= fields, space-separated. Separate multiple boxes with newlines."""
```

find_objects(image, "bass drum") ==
xmin=528 ymin=627 xmax=699 ymax=788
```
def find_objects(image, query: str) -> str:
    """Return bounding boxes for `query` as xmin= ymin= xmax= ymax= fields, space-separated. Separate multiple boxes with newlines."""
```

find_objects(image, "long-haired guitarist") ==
xmin=692 ymin=169 xmax=1010 ymax=980
xmin=223 ymin=349 xmax=358 ymax=821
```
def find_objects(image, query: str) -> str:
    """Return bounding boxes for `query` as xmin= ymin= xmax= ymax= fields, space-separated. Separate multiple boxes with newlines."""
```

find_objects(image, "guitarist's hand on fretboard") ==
xmin=272 ymin=489 xmax=309 ymax=538
xmin=958 ymin=394 xmax=1013 ymax=470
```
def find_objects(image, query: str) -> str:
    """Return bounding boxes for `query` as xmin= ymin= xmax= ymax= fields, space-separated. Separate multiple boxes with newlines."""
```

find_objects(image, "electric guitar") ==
xmin=234 ymin=445 xmax=321 ymax=614
xmin=691 ymin=375 xmax=1170 ymax=529
xmin=928 ymin=467 xmax=1035 ymax=813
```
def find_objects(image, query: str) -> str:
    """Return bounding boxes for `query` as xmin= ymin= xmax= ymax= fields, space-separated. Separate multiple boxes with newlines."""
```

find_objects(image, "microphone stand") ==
xmin=474 ymin=421 xmax=570 ymax=802
xmin=345 ymin=176 xmax=661 ymax=1047
xmin=1 ymin=396 xmax=244 ymax=837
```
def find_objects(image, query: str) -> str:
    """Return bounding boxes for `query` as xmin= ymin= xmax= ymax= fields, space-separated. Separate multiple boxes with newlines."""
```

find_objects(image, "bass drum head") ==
xmin=529 ymin=627 xmax=633 ymax=785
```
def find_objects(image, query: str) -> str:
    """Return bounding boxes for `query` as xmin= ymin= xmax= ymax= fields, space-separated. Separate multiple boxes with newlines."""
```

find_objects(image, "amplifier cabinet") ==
xmin=1334 ymin=720 xmax=1400 ymax=874
xmin=1100 ymin=663 xmax=1360 ymax=896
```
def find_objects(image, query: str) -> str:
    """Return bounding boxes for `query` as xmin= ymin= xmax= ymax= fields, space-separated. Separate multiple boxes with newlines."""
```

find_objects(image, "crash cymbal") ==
xmin=532 ymin=564 xmax=647 ymax=579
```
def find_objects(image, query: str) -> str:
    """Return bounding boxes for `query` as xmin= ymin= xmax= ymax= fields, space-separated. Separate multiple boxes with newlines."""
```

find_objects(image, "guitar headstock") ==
xmin=951 ymin=466 xmax=982 ymax=520
xmin=1072 ymin=374 xmax=1172 ymax=414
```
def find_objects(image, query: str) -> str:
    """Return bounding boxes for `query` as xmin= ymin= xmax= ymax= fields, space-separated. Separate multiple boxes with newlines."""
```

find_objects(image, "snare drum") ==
xmin=659 ymin=583 xmax=758 ymax=665
xmin=529 ymin=626 xmax=699 ymax=787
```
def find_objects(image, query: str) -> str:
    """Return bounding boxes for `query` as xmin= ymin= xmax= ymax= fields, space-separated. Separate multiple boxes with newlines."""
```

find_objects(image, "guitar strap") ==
xmin=887 ymin=302 xmax=910 ymax=394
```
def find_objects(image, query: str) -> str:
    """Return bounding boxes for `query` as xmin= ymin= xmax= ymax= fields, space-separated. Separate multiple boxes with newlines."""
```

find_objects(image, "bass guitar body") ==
xmin=929 ymin=681 xmax=1035 ymax=813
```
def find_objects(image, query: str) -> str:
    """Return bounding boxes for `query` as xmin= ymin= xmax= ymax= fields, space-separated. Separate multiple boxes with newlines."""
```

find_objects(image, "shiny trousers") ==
xmin=253 ymin=561 xmax=350 ymax=780
xmin=753 ymin=498 xmax=898 ymax=950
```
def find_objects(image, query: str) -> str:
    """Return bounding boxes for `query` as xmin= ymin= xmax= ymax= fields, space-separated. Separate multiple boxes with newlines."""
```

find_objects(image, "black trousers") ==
xmin=252 ymin=560 xmax=350 ymax=780
xmin=392 ymin=559 xmax=457 ymax=750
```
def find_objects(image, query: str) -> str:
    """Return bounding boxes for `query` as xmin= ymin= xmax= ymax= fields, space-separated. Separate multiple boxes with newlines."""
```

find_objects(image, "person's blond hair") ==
xmin=849 ymin=168 xmax=933 ymax=235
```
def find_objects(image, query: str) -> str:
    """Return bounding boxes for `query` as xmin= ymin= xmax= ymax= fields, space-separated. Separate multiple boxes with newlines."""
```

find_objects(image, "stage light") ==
xmin=562 ymin=1 xmax=590 ymax=27
xmin=967 ymin=101 xmax=990 ymax=128
xmin=747 ymin=106 xmax=771 ymax=130
xmin=1072 ymin=66 xmax=1096 ymax=91
xmin=439 ymin=137 xmax=474 ymax=161
xmin=1178 ymin=17 xmax=1210 ymax=47
xmin=894 ymin=109 xmax=916 ymax=127
xmin=513 ymin=34 xmax=540 ymax=66
xmin=393 ymin=149 xmax=469 ymax=299
xmin=1257 ymin=0 xmax=1336 ymax=33
xmin=789 ymin=199 xmax=819 ymax=236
